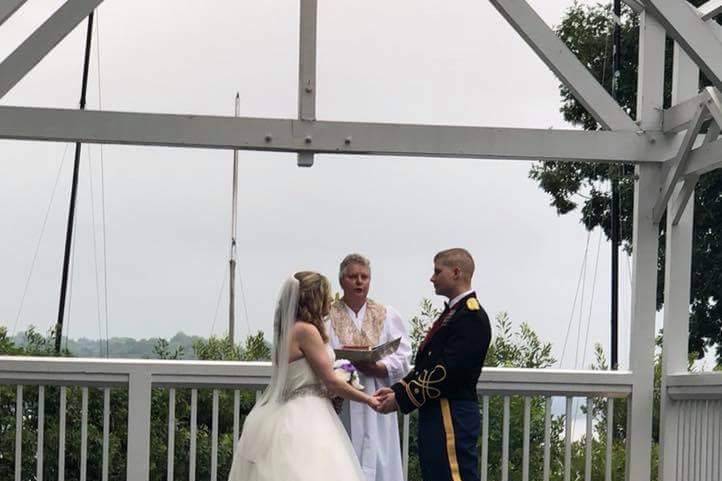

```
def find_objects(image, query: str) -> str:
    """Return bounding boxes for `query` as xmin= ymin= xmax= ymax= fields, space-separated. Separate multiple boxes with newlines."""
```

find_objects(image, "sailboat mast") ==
xmin=55 ymin=12 xmax=95 ymax=354
xmin=229 ymin=93 xmax=240 ymax=344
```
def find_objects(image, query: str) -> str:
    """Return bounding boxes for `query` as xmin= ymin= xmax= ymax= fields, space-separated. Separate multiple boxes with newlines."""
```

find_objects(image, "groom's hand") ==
xmin=371 ymin=388 xmax=397 ymax=414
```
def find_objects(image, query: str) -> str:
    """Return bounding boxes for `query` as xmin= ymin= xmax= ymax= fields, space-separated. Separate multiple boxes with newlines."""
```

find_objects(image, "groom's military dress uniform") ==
xmin=391 ymin=292 xmax=491 ymax=481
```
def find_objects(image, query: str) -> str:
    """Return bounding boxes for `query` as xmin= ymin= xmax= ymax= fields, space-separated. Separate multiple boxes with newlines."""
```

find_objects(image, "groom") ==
xmin=375 ymin=248 xmax=492 ymax=481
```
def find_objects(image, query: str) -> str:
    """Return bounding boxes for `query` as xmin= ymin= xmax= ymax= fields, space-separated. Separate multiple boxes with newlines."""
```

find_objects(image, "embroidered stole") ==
xmin=329 ymin=299 xmax=387 ymax=347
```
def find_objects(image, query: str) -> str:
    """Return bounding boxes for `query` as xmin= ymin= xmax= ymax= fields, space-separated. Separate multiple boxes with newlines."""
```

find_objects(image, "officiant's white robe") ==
xmin=327 ymin=302 xmax=411 ymax=481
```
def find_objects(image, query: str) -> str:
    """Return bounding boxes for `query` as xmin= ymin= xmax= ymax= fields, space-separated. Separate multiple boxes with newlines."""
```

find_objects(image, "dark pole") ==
xmin=610 ymin=0 xmax=621 ymax=371
xmin=55 ymin=12 xmax=95 ymax=354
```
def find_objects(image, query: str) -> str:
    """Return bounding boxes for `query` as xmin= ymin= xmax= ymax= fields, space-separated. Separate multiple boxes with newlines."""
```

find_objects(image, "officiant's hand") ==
xmin=354 ymin=361 xmax=388 ymax=378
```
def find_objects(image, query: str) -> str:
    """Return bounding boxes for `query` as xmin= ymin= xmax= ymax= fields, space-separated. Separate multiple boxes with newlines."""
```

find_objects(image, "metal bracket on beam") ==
xmin=653 ymin=102 xmax=708 ymax=223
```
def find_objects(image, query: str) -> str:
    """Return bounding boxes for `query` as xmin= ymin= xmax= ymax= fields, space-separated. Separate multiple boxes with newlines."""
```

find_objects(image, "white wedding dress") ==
xmin=228 ymin=344 xmax=366 ymax=481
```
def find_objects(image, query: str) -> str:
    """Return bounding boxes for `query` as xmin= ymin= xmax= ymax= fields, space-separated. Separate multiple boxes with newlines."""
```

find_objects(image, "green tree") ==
xmin=529 ymin=1 xmax=722 ymax=365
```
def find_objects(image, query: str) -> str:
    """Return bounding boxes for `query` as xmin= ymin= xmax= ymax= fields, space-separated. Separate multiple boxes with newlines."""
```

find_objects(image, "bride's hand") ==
xmin=366 ymin=395 xmax=381 ymax=411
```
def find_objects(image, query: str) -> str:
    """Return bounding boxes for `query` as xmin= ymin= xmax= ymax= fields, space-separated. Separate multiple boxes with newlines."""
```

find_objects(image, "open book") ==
xmin=334 ymin=337 xmax=402 ymax=363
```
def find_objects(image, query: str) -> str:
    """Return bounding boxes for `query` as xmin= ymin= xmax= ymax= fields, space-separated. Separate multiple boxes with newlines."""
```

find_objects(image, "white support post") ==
xmin=644 ymin=0 xmax=722 ymax=90
xmin=0 ymin=0 xmax=104 ymax=99
xmin=488 ymin=0 xmax=638 ymax=131
xmin=660 ymin=48 xmax=702 ymax=481
xmin=627 ymin=12 xmax=665 ymax=481
xmin=126 ymin=370 xmax=152 ymax=481
xmin=296 ymin=0 xmax=317 ymax=167
xmin=0 ymin=0 xmax=28 ymax=27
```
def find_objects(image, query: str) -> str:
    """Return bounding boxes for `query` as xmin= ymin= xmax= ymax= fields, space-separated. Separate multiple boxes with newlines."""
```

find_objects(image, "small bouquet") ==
xmin=333 ymin=359 xmax=364 ymax=390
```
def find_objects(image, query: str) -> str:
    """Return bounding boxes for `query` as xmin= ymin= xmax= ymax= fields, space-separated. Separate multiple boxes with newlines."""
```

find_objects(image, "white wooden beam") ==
xmin=627 ymin=12 xmax=665 ymax=481
xmin=653 ymin=103 xmax=707 ymax=223
xmin=0 ymin=106 xmax=668 ymax=163
xmin=296 ymin=0 xmax=317 ymax=167
xmin=704 ymin=86 xmax=722 ymax=127
xmin=682 ymin=135 xmax=722 ymax=176
xmin=488 ymin=0 xmax=638 ymax=131
xmin=0 ymin=0 xmax=103 ymax=99
xmin=0 ymin=0 xmax=28 ymax=27
xmin=698 ymin=0 xmax=722 ymax=20
xmin=643 ymin=0 xmax=722 ymax=90
xmin=663 ymin=90 xmax=710 ymax=133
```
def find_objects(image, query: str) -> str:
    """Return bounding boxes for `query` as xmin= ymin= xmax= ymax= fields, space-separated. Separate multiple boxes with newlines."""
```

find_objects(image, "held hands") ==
xmin=370 ymin=387 xmax=398 ymax=414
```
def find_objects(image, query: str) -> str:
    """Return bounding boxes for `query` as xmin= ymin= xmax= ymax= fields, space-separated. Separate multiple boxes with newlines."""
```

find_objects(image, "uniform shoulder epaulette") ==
xmin=466 ymin=297 xmax=480 ymax=311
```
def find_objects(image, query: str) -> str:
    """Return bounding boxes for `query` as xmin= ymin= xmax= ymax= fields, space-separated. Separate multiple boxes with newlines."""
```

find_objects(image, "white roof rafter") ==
xmin=0 ymin=0 xmax=103 ymax=99
xmin=0 ymin=0 xmax=28 ymax=27
xmin=489 ymin=0 xmax=638 ymax=131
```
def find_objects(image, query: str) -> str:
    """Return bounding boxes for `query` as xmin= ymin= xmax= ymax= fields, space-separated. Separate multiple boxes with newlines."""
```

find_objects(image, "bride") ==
xmin=228 ymin=271 xmax=380 ymax=481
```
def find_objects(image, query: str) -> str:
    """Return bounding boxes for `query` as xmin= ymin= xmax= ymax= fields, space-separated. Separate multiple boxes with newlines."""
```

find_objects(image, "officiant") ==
xmin=326 ymin=253 xmax=411 ymax=481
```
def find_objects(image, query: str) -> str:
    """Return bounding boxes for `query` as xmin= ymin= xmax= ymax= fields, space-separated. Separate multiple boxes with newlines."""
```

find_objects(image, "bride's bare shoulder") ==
xmin=292 ymin=321 xmax=323 ymax=343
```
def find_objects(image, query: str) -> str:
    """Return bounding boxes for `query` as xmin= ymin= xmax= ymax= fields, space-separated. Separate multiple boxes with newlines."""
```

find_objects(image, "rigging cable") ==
xmin=12 ymin=145 xmax=70 ymax=336
xmin=95 ymin=9 xmax=111 ymax=357
xmin=559 ymin=230 xmax=592 ymax=367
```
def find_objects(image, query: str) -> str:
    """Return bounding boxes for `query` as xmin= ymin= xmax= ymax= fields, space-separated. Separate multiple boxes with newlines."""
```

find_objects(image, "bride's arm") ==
xmin=295 ymin=323 xmax=379 ymax=409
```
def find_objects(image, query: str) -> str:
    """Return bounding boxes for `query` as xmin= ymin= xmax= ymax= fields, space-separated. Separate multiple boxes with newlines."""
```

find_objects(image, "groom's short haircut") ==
xmin=434 ymin=248 xmax=475 ymax=282
xmin=339 ymin=253 xmax=371 ymax=282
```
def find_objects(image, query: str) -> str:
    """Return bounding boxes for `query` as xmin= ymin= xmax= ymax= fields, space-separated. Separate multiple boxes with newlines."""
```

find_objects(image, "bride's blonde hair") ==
xmin=294 ymin=271 xmax=331 ymax=342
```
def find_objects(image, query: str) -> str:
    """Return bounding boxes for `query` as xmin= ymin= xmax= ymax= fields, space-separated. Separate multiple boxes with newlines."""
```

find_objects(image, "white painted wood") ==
xmin=59 ymin=386 xmax=66 ymax=481
xmin=0 ymin=0 xmax=28 ymax=27
xmin=661 ymin=42 xmax=703 ymax=480
xmin=102 ymin=388 xmax=109 ymax=481
xmin=627 ymin=12 xmax=666 ymax=481
xmin=502 ymin=396 xmax=510 ymax=481
xmin=522 ymin=397 xmax=530 ymax=481
xmin=481 ymin=396 xmax=489 ymax=481
xmin=211 ymin=390 xmax=218 ymax=481
xmin=80 ymin=387 xmax=88 ymax=481
xmin=15 ymin=385 xmax=22 ymax=481
xmin=297 ymin=0 xmax=317 ymax=167
xmin=564 ymin=397 xmax=572 ymax=481
xmin=488 ymin=0 xmax=638 ymax=131
xmin=653 ymin=103 xmax=706 ymax=223
xmin=681 ymin=136 xmax=722 ymax=177
xmin=189 ymin=389 xmax=197 ymax=481
xmin=663 ymin=92 xmax=711 ymax=133
xmin=606 ymin=399 xmax=613 ymax=481
xmin=37 ymin=386 xmax=44 ymax=481
xmin=585 ymin=397 xmax=593 ymax=481
xmin=0 ymin=0 xmax=104 ymax=99
xmin=167 ymin=388 xmax=175 ymax=481
xmin=0 ymin=106 xmax=664 ymax=165
xmin=232 ymin=390 xmax=239 ymax=454
xmin=644 ymin=0 xmax=722 ymax=89
xmin=543 ymin=397 xmax=551 ymax=481
xmin=127 ymin=370 xmax=152 ymax=481
xmin=698 ymin=0 xmax=722 ymax=20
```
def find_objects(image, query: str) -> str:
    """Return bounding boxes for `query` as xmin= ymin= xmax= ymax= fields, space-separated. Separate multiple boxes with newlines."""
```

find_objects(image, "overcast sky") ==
xmin=0 ymin=0 xmax=641 ymax=370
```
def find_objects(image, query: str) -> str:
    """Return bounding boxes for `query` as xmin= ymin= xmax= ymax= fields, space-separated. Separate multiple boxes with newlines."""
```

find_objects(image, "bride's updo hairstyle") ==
xmin=294 ymin=271 xmax=331 ymax=342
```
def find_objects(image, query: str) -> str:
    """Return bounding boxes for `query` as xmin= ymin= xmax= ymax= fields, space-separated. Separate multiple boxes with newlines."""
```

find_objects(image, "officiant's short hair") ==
xmin=339 ymin=253 xmax=371 ymax=282
xmin=434 ymin=248 xmax=475 ymax=282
